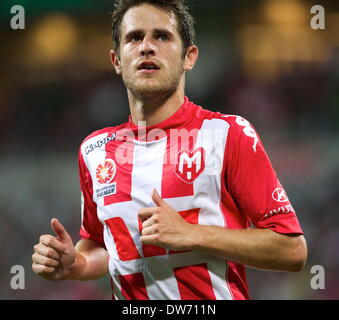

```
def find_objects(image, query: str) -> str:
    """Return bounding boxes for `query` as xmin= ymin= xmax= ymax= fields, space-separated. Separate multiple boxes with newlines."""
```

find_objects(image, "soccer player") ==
xmin=32 ymin=0 xmax=307 ymax=300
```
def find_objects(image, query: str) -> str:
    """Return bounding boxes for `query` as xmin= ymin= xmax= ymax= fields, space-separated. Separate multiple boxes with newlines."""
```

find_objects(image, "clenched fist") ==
xmin=139 ymin=189 xmax=198 ymax=251
xmin=32 ymin=218 xmax=76 ymax=280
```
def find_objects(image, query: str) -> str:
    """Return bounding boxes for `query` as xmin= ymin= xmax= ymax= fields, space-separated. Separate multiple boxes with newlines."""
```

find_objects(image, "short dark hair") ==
xmin=111 ymin=0 xmax=195 ymax=55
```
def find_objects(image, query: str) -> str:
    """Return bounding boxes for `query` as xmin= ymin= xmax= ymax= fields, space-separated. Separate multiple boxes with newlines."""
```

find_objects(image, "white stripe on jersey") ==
xmin=193 ymin=119 xmax=231 ymax=300
xmin=81 ymin=132 xmax=110 ymax=205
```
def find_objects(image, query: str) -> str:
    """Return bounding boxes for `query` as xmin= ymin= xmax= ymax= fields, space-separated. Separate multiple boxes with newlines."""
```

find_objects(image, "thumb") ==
xmin=51 ymin=218 xmax=72 ymax=244
xmin=152 ymin=189 xmax=168 ymax=208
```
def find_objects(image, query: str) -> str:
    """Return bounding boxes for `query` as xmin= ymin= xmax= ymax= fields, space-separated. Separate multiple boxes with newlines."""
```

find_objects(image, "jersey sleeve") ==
xmin=224 ymin=116 xmax=303 ymax=235
xmin=78 ymin=148 xmax=105 ymax=245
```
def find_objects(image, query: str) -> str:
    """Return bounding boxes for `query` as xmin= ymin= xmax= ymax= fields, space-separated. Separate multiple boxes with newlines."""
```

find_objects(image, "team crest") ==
xmin=175 ymin=148 xmax=205 ymax=184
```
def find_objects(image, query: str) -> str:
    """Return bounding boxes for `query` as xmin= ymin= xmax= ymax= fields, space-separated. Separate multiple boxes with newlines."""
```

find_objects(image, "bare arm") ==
xmin=32 ymin=218 xmax=108 ymax=281
xmin=189 ymin=226 xmax=307 ymax=272
xmin=67 ymin=239 xmax=108 ymax=281
xmin=139 ymin=190 xmax=308 ymax=272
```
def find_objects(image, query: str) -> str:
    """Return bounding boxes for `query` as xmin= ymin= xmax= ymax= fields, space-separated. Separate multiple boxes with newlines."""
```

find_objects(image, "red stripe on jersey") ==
xmin=104 ymin=131 xmax=134 ymax=205
xmin=174 ymin=263 xmax=216 ymax=300
xmin=161 ymin=126 xmax=202 ymax=198
xmin=169 ymin=208 xmax=199 ymax=255
xmin=78 ymin=151 xmax=104 ymax=244
xmin=118 ymin=273 xmax=149 ymax=300
xmin=138 ymin=218 xmax=167 ymax=258
xmin=226 ymin=262 xmax=249 ymax=300
xmin=161 ymin=142 xmax=194 ymax=198
xmin=105 ymin=217 xmax=141 ymax=261
xmin=178 ymin=208 xmax=199 ymax=223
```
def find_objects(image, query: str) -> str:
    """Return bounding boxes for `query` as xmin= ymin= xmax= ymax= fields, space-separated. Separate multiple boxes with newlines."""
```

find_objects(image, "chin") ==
xmin=124 ymin=73 xmax=182 ymax=100
xmin=130 ymin=82 xmax=175 ymax=99
xmin=135 ymin=89 xmax=169 ymax=100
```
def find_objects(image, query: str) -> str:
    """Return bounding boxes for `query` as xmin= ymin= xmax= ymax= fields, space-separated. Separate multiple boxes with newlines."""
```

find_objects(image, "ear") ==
xmin=183 ymin=45 xmax=199 ymax=72
xmin=110 ymin=49 xmax=122 ymax=75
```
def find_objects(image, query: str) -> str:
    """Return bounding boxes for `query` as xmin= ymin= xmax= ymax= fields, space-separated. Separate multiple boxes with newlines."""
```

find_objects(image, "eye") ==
xmin=157 ymin=33 xmax=169 ymax=41
xmin=129 ymin=34 xmax=142 ymax=43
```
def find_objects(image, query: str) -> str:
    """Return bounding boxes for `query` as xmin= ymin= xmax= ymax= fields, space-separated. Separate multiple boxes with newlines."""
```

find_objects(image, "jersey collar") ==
xmin=125 ymin=96 xmax=193 ymax=141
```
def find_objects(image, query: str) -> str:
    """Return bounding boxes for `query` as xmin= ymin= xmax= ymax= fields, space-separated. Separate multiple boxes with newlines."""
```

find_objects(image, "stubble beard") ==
xmin=122 ymin=60 xmax=184 ymax=101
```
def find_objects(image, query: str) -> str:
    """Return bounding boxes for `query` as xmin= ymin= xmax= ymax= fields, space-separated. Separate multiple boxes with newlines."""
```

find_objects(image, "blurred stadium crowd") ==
xmin=0 ymin=0 xmax=338 ymax=299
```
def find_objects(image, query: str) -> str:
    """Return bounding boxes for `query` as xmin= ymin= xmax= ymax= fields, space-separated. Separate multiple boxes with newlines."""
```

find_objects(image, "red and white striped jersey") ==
xmin=78 ymin=97 xmax=303 ymax=300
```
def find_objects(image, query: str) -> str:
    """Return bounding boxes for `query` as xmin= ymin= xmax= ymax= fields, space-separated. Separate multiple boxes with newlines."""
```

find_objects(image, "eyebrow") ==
xmin=124 ymin=28 xmax=174 ymax=40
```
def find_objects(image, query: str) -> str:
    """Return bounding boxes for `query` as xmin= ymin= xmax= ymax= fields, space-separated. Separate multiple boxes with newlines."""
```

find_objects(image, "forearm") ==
xmin=190 ymin=226 xmax=307 ymax=272
xmin=67 ymin=240 xmax=109 ymax=281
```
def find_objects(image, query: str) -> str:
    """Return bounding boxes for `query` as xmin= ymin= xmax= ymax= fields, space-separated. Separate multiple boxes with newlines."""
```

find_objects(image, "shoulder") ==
xmin=194 ymin=103 xmax=254 ymax=133
xmin=79 ymin=123 xmax=127 ymax=156
xmin=196 ymin=105 xmax=261 ymax=151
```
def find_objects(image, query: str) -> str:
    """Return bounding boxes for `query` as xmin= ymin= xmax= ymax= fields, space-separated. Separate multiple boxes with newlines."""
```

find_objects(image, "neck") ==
xmin=128 ymin=81 xmax=185 ymax=127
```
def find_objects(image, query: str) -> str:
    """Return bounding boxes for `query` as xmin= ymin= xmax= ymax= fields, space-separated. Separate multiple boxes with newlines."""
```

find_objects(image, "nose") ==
xmin=139 ymin=36 xmax=156 ymax=57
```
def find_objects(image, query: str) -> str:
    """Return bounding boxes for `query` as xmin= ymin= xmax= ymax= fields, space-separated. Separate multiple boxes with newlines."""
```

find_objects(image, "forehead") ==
xmin=120 ymin=4 xmax=179 ymax=36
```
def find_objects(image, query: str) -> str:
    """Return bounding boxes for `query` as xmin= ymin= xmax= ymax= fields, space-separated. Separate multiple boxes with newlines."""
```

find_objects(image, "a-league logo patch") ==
xmin=175 ymin=147 xmax=205 ymax=184
xmin=96 ymin=159 xmax=116 ymax=185
xmin=95 ymin=159 xmax=117 ymax=199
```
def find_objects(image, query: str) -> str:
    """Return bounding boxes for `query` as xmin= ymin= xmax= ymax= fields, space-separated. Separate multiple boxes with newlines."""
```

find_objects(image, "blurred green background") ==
xmin=0 ymin=0 xmax=338 ymax=299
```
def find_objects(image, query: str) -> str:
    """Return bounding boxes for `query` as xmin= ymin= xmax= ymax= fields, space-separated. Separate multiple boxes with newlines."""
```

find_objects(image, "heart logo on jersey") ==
xmin=175 ymin=148 xmax=205 ymax=184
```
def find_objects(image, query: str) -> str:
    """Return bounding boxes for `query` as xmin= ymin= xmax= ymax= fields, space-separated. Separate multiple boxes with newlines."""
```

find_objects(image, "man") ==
xmin=32 ymin=0 xmax=307 ymax=300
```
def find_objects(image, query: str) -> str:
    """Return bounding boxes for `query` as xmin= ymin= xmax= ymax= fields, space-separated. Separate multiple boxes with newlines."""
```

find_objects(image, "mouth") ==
xmin=137 ymin=61 xmax=161 ymax=74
